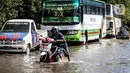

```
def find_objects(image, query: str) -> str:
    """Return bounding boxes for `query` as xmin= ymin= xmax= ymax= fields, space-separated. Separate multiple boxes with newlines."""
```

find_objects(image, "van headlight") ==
xmin=17 ymin=40 xmax=25 ymax=44
xmin=68 ymin=30 xmax=78 ymax=35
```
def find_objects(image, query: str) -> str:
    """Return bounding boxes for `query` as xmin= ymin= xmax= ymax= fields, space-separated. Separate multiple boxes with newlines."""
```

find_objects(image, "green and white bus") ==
xmin=41 ymin=0 xmax=106 ymax=44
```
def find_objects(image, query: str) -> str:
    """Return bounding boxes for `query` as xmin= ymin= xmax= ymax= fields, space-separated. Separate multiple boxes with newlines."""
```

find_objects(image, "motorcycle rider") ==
xmin=49 ymin=26 xmax=70 ymax=61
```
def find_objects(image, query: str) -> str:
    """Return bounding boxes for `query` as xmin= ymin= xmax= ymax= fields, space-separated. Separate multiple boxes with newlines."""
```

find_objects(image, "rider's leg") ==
xmin=58 ymin=54 xmax=64 ymax=62
xmin=67 ymin=55 xmax=70 ymax=61
xmin=62 ymin=47 xmax=70 ymax=61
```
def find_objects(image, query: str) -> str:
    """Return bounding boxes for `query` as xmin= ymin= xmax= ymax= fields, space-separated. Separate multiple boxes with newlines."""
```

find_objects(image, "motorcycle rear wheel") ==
xmin=52 ymin=55 xmax=59 ymax=62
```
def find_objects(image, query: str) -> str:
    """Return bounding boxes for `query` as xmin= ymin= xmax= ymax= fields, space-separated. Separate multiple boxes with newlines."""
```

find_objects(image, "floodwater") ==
xmin=0 ymin=38 xmax=130 ymax=73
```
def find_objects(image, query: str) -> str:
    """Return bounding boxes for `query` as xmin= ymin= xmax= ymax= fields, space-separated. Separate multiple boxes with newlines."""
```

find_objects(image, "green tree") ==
xmin=0 ymin=0 xmax=42 ymax=25
xmin=0 ymin=0 xmax=23 ymax=24
xmin=17 ymin=0 xmax=42 ymax=24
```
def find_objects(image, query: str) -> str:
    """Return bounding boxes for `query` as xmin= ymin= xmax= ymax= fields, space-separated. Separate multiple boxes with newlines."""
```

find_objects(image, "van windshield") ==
xmin=1 ymin=22 xmax=29 ymax=32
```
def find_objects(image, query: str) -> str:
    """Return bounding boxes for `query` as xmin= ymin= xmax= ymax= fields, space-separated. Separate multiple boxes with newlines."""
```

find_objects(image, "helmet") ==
xmin=51 ymin=27 xmax=58 ymax=34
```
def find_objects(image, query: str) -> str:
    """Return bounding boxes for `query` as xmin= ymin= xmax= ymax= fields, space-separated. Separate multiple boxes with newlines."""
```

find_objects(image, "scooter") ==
xmin=39 ymin=37 xmax=64 ymax=63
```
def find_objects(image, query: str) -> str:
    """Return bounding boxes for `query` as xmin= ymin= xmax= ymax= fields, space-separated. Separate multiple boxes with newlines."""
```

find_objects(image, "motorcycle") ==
xmin=39 ymin=37 xmax=65 ymax=63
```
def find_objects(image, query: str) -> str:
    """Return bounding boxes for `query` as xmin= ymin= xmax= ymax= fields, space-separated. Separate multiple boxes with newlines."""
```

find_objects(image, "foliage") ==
xmin=0 ymin=0 xmax=130 ymax=26
xmin=0 ymin=0 xmax=23 ymax=24
xmin=17 ymin=0 xmax=42 ymax=24
xmin=0 ymin=0 xmax=41 ymax=25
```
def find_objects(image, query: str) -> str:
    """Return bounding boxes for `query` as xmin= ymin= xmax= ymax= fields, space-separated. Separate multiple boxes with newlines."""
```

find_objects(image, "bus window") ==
xmin=99 ymin=8 xmax=104 ymax=15
xmin=106 ymin=5 xmax=111 ymax=15
xmin=95 ymin=7 xmax=98 ymax=15
xmin=86 ymin=5 xmax=100 ymax=15
xmin=98 ymin=7 xmax=100 ymax=15
xmin=102 ymin=8 xmax=105 ymax=15
xmin=83 ymin=5 xmax=87 ymax=14
xmin=87 ymin=6 xmax=91 ymax=14
xmin=92 ymin=7 xmax=96 ymax=15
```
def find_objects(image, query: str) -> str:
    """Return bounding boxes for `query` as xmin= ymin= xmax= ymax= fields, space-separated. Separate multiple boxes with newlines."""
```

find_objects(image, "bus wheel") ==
xmin=99 ymin=29 xmax=102 ymax=40
xmin=81 ymin=40 xmax=86 ymax=45
xmin=85 ymin=31 xmax=88 ymax=44
xmin=115 ymin=28 xmax=117 ymax=37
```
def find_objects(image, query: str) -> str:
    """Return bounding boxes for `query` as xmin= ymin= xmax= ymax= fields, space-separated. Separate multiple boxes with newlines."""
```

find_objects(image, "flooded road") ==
xmin=0 ymin=38 xmax=130 ymax=73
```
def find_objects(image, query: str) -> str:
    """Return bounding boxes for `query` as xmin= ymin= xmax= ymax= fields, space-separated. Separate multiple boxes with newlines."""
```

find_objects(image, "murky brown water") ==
xmin=0 ymin=38 xmax=130 ymax=73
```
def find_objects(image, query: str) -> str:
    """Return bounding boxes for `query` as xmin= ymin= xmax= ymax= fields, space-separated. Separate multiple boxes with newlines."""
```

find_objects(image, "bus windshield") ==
xmin=2 ymin=22 xmax=29 ymax=32
xmin=106 ymin=5 xmax=111 ymax=15
xmin=42 ymin=0 xmax=80 ymax=25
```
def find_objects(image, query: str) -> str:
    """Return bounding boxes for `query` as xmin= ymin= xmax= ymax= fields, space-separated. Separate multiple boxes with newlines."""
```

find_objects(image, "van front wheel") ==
xmin=25 ymin=45 xmax=30 ymax=55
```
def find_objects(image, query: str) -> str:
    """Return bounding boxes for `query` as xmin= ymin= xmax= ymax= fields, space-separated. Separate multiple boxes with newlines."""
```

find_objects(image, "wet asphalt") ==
xmin=0 ymin=38 xmax=130 ymax=73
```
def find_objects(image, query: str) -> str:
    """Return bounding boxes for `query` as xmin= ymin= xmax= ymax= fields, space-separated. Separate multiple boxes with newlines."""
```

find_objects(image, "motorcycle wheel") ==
xmin=40 ymin=55 xmax=48 ymax=63
xmin=52 ymin=55 xmax=59 ymax=62
xmin=40 ymin=56 xmax=44 ymax=62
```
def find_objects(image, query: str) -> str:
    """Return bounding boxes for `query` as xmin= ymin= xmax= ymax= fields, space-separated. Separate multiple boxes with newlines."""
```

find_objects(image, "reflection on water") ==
xmin=0 ymin=39 xmax=130 ymax=73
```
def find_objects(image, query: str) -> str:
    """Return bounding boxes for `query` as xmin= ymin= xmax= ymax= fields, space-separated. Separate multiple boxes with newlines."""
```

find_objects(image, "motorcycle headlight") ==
xmin=41 ymin=52 xmax=47 ymax=56
xmin=68 ymin=30 xmax=78 ymax=35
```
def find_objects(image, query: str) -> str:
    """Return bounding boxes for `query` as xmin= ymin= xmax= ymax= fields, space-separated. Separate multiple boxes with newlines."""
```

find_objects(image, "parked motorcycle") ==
xmin=39 ymin=37 xmax=64 ymax=63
